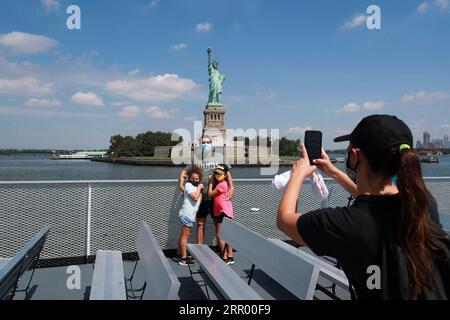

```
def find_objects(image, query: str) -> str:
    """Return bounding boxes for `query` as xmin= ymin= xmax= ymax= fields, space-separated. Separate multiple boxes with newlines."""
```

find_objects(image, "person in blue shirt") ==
xmin=177 ymin=167 xmax=204 ymax=266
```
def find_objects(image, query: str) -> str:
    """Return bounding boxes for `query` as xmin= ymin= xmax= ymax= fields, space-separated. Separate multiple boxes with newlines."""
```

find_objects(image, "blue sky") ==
xmin=0 ymin=0 xmax=449 ymax=149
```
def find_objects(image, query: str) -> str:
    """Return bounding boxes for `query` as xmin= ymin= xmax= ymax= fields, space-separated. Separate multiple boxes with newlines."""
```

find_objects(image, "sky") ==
xmin=0 ymin=0 xmax=449 ymax=149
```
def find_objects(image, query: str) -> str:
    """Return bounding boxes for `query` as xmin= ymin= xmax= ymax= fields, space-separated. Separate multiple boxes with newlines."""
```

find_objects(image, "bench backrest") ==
xmin=0 ymin=226 xmax=50 ymax=300
xmin=440 ymin=214 xmax=450 ymax=232
xmin=136 ymin=222 xmax=180 ymax=300
xmin=221 ymin=219 xmax=320 ymax=300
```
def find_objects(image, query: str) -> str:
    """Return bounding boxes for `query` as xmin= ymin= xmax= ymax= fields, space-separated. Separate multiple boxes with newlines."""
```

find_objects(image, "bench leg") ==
xmin=248 ymin=264 xmax=256 ymax=285
xmin=188 ymin=266 xmax=211 ymax=300
xmin=21 ymin=241 xmax=46 ymax=294
xmin=139 ymin=282 xmax=147 ymax=301
xmin=315 ymin=284 xmax=340 ymax=300
xmin=187 ymin=263 xmax=195 ymax=288
xmin=127 ymin=260 xmax=139 ymax=283
xmin=24 ymin=255 xmax=40 ymax=293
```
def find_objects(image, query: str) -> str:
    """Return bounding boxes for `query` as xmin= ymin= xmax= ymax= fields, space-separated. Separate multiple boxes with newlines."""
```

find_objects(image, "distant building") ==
xmin=416 ymin=140 xmax=422 ymax=149
xmin=444 ymin=135 xmax=449 ymax=149
xmin=433 ymin=139 xmax=443 ymax=148
xmin=423 ymin=132 xmax=431 ymax=149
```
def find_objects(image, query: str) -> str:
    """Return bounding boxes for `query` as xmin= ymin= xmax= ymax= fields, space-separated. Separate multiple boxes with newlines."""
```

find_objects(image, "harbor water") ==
xmin=1 ymin=154 xmax=450 ymax=181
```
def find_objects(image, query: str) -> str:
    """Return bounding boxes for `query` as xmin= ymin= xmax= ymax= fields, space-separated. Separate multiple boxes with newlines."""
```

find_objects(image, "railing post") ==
xmin=86 ymin=183 xmax=92 ymax=260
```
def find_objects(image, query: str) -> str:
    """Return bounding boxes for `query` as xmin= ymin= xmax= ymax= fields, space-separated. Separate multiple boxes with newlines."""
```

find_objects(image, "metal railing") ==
xmin=0 ymin=178 xmax=449 ymax=261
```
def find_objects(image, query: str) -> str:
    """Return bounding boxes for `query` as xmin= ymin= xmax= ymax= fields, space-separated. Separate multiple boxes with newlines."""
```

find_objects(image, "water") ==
xmin=0 ymin=154 xmax=450 ymax=181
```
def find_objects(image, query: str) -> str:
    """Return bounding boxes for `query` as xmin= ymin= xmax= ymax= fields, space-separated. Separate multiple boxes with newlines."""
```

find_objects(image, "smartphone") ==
xmin=304 ymin=131 xmax=322 ymax=165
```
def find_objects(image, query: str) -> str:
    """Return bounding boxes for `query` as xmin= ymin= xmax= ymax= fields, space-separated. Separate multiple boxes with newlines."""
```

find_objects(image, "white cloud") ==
xmin=105 ymin=74 xmax=198 ymax=102
xmin=118 ymin=106 xmax=140 ymax=118
xmin=401 ymin=91 xmax=450 ymax=104
xmin=71 ymin=92 xmax=104 ymax=107
xmin=340 ymin=102 xmax=361 ymax=113
xmin=336 ymin=101 xmax=384 ymax=113
xmin=441 ymin=124 xmax=450 ymax=128
xmin=362 ymin=101 xmax=385 ymax=111
xmin=0 ymin=106 xmax=105 ymax=118
xmin=0 ymin=32 xmax=58 ymax=55
xmin=196 ymin=22 xmax=212 ymax=32
xmin=418 ymin=2 xmax=430 ymax=13
xmin=41 ymin=0 xmax=60 ymax=12
xmin=257 ymin=89 xmax=278 ymax=99
xmin=184 ymin=116 xmax=198 ymax=121
xmin=436 ymin=0 xmax=450 ymax=10
xmin=0 ymin=77 xmax=54 ymax=96
xmin=145 ymin=106 xmax=179 ymax=119
xmin=287 ymin=126 xmax=313 ymax=134
xmin=25 ymin=98 xmax=62 ymax=107
xmin=112 ymin=101 xmax=131 ymax=107
xmin=418 ymin=0 xmax=449 ymax=13
xmin=342 ymin=14 xmax=366 ymax=29
xmin=128 ymin=69 xmax=140 ymax=76
xmin=170 ymin=43 xmax=188 ymax=51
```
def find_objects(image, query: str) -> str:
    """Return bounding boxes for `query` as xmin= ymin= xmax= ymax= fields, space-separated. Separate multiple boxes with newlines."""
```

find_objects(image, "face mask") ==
xmin=345 ymin=150 xmax=357 ymax=182
xmin=189 ymin=179 xmax=199 ymax=186
xmin=215 ymin=174 xmax=225 ymax=182
xmin=202 ymin=143 xmax=212 ymax=154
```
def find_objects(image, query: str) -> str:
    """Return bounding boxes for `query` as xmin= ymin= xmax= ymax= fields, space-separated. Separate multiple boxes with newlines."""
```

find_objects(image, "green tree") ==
xmin=278 ymin=137 xmax=300 ymax=157
xmin=108 ymin=135 xmax=139 ymax=157
xmin=108 ymin=131 xmax=182 ymax=158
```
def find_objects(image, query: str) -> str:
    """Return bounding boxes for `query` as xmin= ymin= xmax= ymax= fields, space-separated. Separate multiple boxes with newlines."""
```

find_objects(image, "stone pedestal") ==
xmin=203 ymin=105 xmax=226 ymax=144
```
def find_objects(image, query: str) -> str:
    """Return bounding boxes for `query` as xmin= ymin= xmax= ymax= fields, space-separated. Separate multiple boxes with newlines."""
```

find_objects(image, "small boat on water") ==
xmin=330 ymin=158 xmax=345 ymax=164
xmin=50 ymin=151 xmax=107 ymax=160
xmin=419 ymin=152 xmax=440 ymax=164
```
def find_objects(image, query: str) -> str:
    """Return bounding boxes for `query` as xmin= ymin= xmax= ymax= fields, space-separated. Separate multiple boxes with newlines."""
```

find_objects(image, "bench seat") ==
xmin=90 ymin=250 xmax=126 ymax=300
xmin=187 ymin=244 xmax=263 ymax=300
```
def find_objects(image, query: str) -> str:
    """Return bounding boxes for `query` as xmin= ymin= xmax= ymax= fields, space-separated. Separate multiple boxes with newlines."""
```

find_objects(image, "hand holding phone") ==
xmin=304 ymin=130 xmax=322 ymax=165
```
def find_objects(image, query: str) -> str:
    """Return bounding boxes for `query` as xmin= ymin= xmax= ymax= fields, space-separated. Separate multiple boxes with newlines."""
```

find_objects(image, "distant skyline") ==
xmin=0 ymin=0 xmax=449 ymax=149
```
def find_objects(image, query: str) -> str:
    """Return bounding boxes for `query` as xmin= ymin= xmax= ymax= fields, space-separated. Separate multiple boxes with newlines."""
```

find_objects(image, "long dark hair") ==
xmin=366 ymin=147 xmax=446 ymax=299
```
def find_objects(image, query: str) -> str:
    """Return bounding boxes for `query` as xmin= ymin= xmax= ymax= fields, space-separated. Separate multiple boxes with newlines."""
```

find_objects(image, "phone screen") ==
xmin=304 ymin=131 xmax=322 ymax=165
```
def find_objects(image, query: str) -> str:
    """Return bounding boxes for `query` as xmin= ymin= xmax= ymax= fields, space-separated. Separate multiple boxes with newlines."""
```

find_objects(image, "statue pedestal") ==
xmin=203 ymin=105 xmax=226 ymax=144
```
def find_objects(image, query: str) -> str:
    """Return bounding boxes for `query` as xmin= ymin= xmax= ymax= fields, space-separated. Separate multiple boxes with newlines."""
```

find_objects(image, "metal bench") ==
xmin=128 ymin=222 xmax=180 ymax=300
xmin=221 ymin=219 xmax=320 ymax=300
xmin=0 ymin=226 xmax=50 ymax=300
xmin=187 ymin=244 xmax=263 ymax=300
xmin=440 ymin=213 xmax=450 ymax=232
xmin=89 ymin=250 xmax=126 ymax=300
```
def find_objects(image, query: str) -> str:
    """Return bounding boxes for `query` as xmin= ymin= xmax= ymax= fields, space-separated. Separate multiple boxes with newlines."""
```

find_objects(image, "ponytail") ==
xmin=397 ymin=149 xmax=445 ymax=298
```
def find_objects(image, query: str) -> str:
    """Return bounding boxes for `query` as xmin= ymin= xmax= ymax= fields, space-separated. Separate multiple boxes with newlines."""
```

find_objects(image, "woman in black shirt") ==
xmin=277 ymin=115 xmax=448 ymax=299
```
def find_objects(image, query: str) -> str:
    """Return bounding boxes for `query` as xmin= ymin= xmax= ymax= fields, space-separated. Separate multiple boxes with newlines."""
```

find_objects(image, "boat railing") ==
xmin=0 ymin=178 xmax=449 ymax=263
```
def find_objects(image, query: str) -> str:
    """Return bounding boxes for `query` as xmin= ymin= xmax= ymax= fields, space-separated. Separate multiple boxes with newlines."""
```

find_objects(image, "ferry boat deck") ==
xmin=1 ymin=178 xmax=449 ymax=301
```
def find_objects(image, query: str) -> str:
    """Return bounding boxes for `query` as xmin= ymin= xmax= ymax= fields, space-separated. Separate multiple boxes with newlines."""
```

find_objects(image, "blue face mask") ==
xmin=202 ymin=143 xmax=212 ymax=154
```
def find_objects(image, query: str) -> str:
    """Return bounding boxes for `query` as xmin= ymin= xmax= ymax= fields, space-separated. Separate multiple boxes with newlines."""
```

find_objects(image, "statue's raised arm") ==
xmin=207 ymin=47 xmax=226 ymax=105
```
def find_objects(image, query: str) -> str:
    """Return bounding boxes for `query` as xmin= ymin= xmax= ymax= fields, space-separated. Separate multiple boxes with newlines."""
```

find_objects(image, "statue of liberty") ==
xmin=207 ymin=47 xmax=226 ymax=105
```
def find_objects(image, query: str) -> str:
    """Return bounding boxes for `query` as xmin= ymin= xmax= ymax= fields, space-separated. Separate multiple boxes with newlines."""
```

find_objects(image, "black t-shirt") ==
xmin=297 ymin=193 xmax=440 ymax=300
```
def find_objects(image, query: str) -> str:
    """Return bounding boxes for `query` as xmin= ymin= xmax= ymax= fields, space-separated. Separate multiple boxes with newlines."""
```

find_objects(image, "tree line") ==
xmin=108 ymin=131 xmax=182 ymax=157
xmin=107 ymin=131 xmax=304 ymax=158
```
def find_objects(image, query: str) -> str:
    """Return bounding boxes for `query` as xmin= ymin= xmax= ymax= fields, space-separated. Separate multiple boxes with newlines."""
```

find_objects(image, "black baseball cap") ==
xmin=334 ymin=115 xmax=413 ymax=154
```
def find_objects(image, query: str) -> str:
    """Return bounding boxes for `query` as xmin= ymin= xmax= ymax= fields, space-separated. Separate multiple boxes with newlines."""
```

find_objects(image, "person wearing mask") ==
xmin=179 ymin=135 xmax=234 ymax=245
xmin=277 ymin=115 xmax=449 ymax=299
